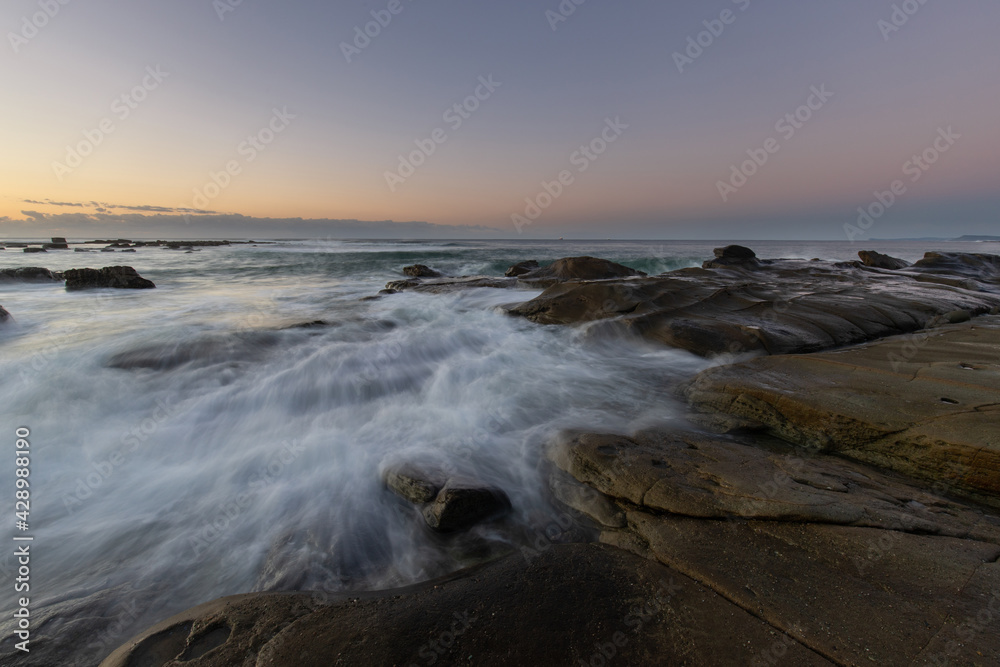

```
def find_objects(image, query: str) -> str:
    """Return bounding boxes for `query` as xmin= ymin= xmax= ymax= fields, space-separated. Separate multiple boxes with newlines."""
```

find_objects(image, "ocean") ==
xmin=0 ymin=237 xmax=995 ymax=664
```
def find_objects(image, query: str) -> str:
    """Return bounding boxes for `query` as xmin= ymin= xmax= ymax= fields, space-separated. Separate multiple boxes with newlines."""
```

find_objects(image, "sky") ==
xmin=1 ymin=0 xmax=998 ymax=240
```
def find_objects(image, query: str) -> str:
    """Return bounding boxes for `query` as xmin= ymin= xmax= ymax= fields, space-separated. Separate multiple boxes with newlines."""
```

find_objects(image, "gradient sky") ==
xmin=2 ymin=0 xmax=998 ymax=239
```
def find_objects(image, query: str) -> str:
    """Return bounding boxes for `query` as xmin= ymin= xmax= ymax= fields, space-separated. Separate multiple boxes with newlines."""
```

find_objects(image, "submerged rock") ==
xmin=402 ymin=264 xmax=444 ymax=278
xmin=0 ymin=306 xmax=11 ymax=324
xmin=385 ymin=276 xmax=516 ymax=293
xmin=64 ymin=266 xmax=155 ymax=290
xmin=858 ymin=250 xmax=910 ymax=269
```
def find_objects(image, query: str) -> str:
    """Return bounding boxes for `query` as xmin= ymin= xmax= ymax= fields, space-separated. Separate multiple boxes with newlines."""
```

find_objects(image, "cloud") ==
xmin=19 ymin=199 xmax=218 ymax=215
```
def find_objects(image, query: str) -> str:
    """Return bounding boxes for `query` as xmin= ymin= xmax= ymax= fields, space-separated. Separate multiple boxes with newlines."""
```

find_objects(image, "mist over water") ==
xmin=0 ymin=238 xmax=990 ymax=663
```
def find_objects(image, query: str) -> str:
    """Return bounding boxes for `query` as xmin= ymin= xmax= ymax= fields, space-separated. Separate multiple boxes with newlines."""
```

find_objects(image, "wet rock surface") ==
xmin=516 ymin=256 xmax=646 ymax=287
xmin=402 ymin=264 xmax=444 ymax=278
xmin=506 ymin=251 xmax=1000 ymax=357
xmin=64 ymin=266 xmax=156 ymax=290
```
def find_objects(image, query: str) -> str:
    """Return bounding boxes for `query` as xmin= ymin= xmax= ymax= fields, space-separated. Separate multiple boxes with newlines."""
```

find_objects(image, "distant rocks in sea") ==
xmin=858 ymin=250 xmax=910 ymax=270
xmin=64 ymin=266 xmax=156 ymax=290
xmin=383 ymin=462 xmax=512 ymax=532
xmin=702 ymin=244 xmax=760 ymax=269
xmin=402 ymin=264 xmax=443 ymax=278
xmin=0 ymin=267 xmax=62 ymax=282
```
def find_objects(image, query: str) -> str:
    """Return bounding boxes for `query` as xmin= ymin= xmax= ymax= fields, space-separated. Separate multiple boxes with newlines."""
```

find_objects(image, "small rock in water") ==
xmin=403 ymin=264 xmax=443 ymax=278
xmin=422 ymin=484 xmax=512 ymax=532
xmin=384 ymin=464 xmax=448 ymax=504
xmin=703 ymin=245 xmax=759 ymax=268
xmin=505 ymin=260 xmax=540 ymax=277
xmin=64 ymin=266 xmax=156 ymax=290
xmin=858 ymin=250 xmax=910 ymax=270
xmin=0 ymin=306 xmax=11 ymax=324
xmin=383 ymin=462 xmax=512 ymax=531
xmin=23 ymin=247 xmax=47 ymax=253
xmin=0 ymin=267 xmax=61 ymax=282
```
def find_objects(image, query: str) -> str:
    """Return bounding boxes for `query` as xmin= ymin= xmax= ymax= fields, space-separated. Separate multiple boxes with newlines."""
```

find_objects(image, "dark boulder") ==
xmin=505 ymin=260 xmax=540 ymax=277
xmin=23 ymin=247 xmax=46 ymax=253
xmin=518 ymin=256 xmax=646 ymax=287
xmin=402 ymin=264 xmax=443 ymax=278
xmin=858 ymin=250 xmax=910 ymax=270
xmin=702 ymin=245 xmax=759 ymax=269
xmin=64 ymin=266 xmax=155 ymax=290
xmin=0 ymin=267 xmax=61 ymax=282
xmin=383 ymin=462 xmax=512 ymax=532
xmin=422 ymin=484 xmax=512 ymax=532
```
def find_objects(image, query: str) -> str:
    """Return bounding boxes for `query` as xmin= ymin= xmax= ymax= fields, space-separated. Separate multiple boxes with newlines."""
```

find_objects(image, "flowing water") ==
xmin=0 ymin=238 xmax=992 ymax=664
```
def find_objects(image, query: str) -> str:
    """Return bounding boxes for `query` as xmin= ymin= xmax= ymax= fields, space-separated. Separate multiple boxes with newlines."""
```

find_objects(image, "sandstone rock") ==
xmin=0 ymin=267 xmax=61 ymax=282
xmin=517 ymin=256 xmax=646 ymax=287
xmin=548 ymin=430 xmax=1000 ymax=541
xmin=686 ymin=317 xmax=1000 ymax=506
xmin=504 ymin=259 xmax=539 ymax=277
xmin=64 ymin=266 xmax=155 ymax=290
xmin=101 ymin=544 xmax=833 ymax=667
xmin=402 ymin=264 xmax=443 ymax=278
xmin=858 ymin=250 xmax=910 ymax=269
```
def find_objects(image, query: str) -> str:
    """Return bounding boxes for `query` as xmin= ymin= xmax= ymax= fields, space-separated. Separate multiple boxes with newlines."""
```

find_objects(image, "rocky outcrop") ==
xmin=517 ymin=256 xmax=646 ymax=287
xmin=64 ymin=266 xmax=155 ymax=290
xmin=702 ymin=244 xmax=761 ymax=269
xmin=545 ymin=429 xmax=1000 ymax=666
xmin=907 ymin=251 xmax=1000 ymax=287
xmin=507 ymin=253 xmax=1000 ymax=357
xmin=383 ymin=463 xmax=511 ymax=532
xmin=101 ymin=544 xmax=835 ymax=667
xmin=858 ymin=250 xmax=910 ymax=269
xmin=385 ymin=276 xmax=516 ymax=293
xmin=0 ymin=267 xmax=62 ymax=282
xmin=685 ymin=317 xmax=1000 ymax=507
xmin=504 ymin=259 xmax=539 ymax=277
xmin=402 ymin=264 xmax=443 ymax=278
